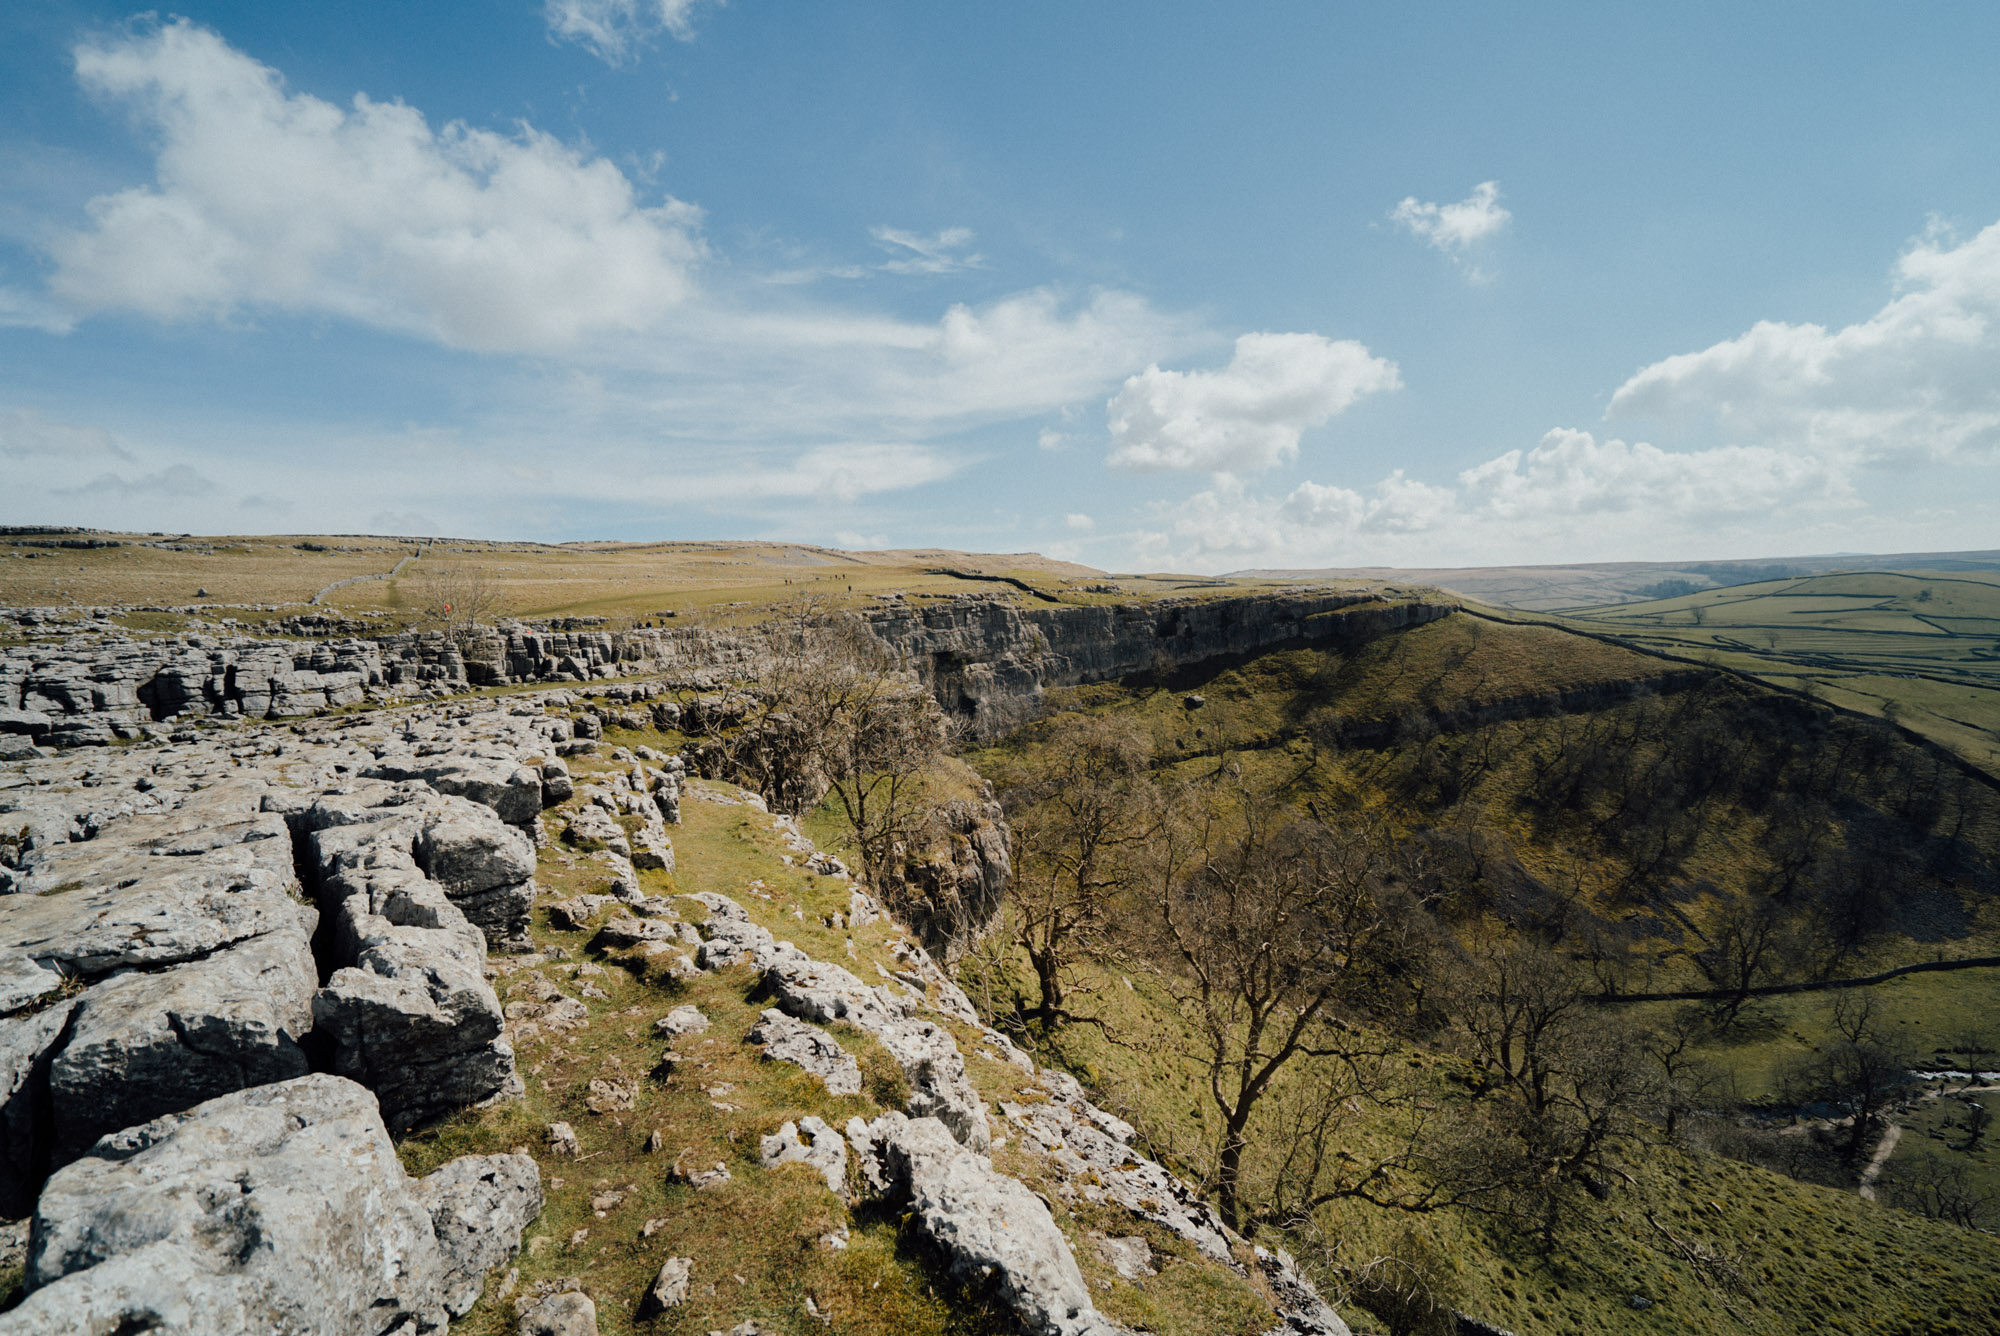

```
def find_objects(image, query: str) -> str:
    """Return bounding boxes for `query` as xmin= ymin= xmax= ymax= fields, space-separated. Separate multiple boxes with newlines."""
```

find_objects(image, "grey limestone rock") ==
xmin=413 ymin=803 xmax=538 ymax=949
xmin=364 ymin=754 xmax=544 ymax=827
xmin=0 ymin=1000 xmax=77 ymax=1216
xmin=416 ymin=1152 xmax=546 ymax=1317
xmin=540 ymin=757 xmax=574 ymax=804
xmin=758 ymin=1115 xmax=848 ymax=1196
xmin=0 ymin=1074 xmax=536 ymax=1336
xmin=748 ymin=1009 xmax=861 ymax=1097
xmin=518 ymin=1290 xmax=599 ymax=1336
xmin=847 ymin=1112 xmax=1116 ymax=1336
xmin=563 ymin=805 xmax=629 ymax=857
xmin=300 ymin=791 xmax=517 ymax=1132
xmin=655 ymin=1003 xmax=709 ymax=1036
xmin=47 ymin=928 xmax=315 ymax=1161
xmin=641 ymin=1256 xmax=692 ymax=1314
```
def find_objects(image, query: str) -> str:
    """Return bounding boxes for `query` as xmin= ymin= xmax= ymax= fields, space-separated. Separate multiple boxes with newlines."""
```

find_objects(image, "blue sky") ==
xmin=3 ymin=2 xmax=1998 ymax=571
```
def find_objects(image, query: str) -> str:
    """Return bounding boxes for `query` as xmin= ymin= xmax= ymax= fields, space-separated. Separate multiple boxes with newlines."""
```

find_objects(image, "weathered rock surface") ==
xmin=366 ymin=753 xmax=545 ymax=827
xmin=875 ymin=793 xmax=1012 ymax=962
xmin=5 ymin=591 xmax=1455 ymax=750
xmin=518 ymin=1290 xmax=599 ymax=1336
xmin=298 ymin=787 xmax=518 ymax=1131
xmin=417 ymin=1152 xmax=548 ymax=1317
xmin=0 ymin=794 xmax=319 ymax=1212
xmin=688 ymin=891 xmax=991 ymax=1151
xmin=847 ymin=1112 xmax=1116 ymax=1336
xmin=0 ymin=1074 xmax=537 ymax=1335
xmin=759 ymin=1115 xmax=849 ymax=1195
xmin=641 ymin=1256 xmax=692 ymax=1314
xmin=748 ymin=1008 xmax=861 ymax=1096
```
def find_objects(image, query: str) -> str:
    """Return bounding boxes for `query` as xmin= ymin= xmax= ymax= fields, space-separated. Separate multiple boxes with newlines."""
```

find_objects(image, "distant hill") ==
xmin=1238 ymin=549 xmax=2000 ymax=611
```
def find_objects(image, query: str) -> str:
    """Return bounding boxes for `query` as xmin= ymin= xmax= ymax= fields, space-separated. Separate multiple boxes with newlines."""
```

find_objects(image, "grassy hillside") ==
xmin=959 ymin=611 xmax=2000 ymax=1334
xmin=395 ymin=702 xmax=1283 ymax=1336
xmin=1529 ymin=571 xmax=2000 ymax=778
xmin=0 ymin=529 xmax=1345 ymax=633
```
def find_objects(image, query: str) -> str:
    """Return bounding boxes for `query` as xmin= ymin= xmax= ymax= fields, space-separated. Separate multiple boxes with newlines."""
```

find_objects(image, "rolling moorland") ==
xmin=3 ymin=530 xmax=2000 ymax=1336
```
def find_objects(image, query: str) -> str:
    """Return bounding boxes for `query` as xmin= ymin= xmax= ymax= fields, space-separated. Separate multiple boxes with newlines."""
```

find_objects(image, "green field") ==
xmin=1510 ymin=571 xmax=2000 ymax=779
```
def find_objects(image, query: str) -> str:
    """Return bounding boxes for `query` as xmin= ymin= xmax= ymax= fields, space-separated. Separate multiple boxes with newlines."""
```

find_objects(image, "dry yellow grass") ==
xmin=0 ymin=529 xmax=1382 ymax=628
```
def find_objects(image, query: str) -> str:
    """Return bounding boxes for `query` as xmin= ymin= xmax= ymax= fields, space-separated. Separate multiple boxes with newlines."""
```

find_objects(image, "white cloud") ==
xmin=49 ymin=19 xmax=704 ymax=352
xmin=1134 ymin=428 xmax=1852 ymax=571
xmin=1390 ymin=180 xmax=1510 ymax=251
xmin=1608 ymin=217 xmax=2000 ymax=464
xmin=1037 ymin=428 xmax=1069 ymax=451
xmin=57 ymin=463 xmax=214 ymax=499
xmin=1390 ymin=181 xmax=1509 ymax=279
xmin=833 ymin=530 xmax=888 ymax=549
xmin=545 ymin=0 xmax=716 ymax=64
xmin=1106 ymin=331 xmax=1400 ymax=473
xmin=0 ymin=407 xmax=132 ymax=460
xmin=1064 ymin=512 xmax=1093 ymax=531
xmin=871 ymin=226 xmax=984 ymax=275
xmin=1459 ymin=428 xmax=1838 ymax=519
xmin=623 ymin=443 xmax=962 ymax=505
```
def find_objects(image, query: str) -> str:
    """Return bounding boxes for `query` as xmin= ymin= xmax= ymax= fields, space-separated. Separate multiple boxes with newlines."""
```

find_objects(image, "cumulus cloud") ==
xmin=545 ymin=0 xmax=717 ymax=64
xmin=50 ymin=19 xmax=704 ymax=352
xmin=1390 ymin=181 xmax=1509 ymax=279
xmin=1106 ymin=332 xmax=1400 ymax=473
xmin=1460 ymin=428 xmax=1839 ymax=519
xmin=871 ymin=226 xmax=984 ymax=275
xmin=1134 ymin=428 xmax=1851 ymax=571
xmin=1064 ymin=512 xmax=1093 ymax=531
xmin=1608 ymin=217 xmax=2000 ymax=463
xmin=0 ymin=408 xmax=132 ymax=460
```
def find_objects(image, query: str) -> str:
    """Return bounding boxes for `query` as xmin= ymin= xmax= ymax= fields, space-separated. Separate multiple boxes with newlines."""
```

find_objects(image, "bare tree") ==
xmin=1700 ymin=895 xmax=1797 ymax=1028
xmin=1643 ymin=1005 xmax=1727 ymax=1139
xmin=1779 ymin=1005 xmax=1915 ymax=1162
xmin=1002 ymin=714 xmax=1153 ymax=1027
xmin=1439 ymin=938 xmax=1656 ymax=1245
xmin=1139 ymin=797 xmax=1399 ymax=1233
xmin=1882 ymin=1148 xmax=1994 ymax=1229
xmin=743 ymin=602 xmax=952 ymax=886
xmin=414 ymin=558 xmax=501 ymax=638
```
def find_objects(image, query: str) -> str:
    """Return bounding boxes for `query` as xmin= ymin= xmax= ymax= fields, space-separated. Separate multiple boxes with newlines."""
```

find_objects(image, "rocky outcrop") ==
xmin=864 ymin=590 xmax=1455 ymax=740
xmin=876 ymin=794 xmax=1012 ymax=963
xmin=0 ymin=797 xmax=317 ymax=1213
xmin=4 ymin=590 xmax=1452 ymax=748
xmin=685 ymin=892 xmax=993 ymax=1152
xmin=0 ymin=1074 xmax=538 ymax=1335
xmin=295 ymin=784 xmax=520 ymax=1132
xmin=748 ymin=1009 xmax=862 ymax=1096
xmin=848 ymin=1111 xmax=1116 ymax=1336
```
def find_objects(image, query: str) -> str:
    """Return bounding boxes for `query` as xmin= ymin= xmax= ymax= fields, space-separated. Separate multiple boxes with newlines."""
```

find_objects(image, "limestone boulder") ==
xmin=0 ymin=1075 xmax=538 ymax=1336
xmin=759 ymin=1115 xmax=848 ymax=1196
xmin=748 ymin=1009 xmax=861 ymax=1097
xmin=847 ymin=1113 xmax=1115 ymax=1336
xmin=416 ymin=1152 xmax=547 ymax=1317
xmin=364 ymin=754 xmax=544 ymax=827
xmin=47 ymin=929 xmax=315 ymax=1162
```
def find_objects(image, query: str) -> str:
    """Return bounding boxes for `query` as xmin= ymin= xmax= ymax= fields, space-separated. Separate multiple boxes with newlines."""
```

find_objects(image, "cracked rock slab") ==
xmin=748 ymin=1009 xmax=861 ymax=1097
xmin=0 ymin=1074 xmax=538 ymax=1336
xmin=847 ymin=1112 xmax=1118 ymax=1336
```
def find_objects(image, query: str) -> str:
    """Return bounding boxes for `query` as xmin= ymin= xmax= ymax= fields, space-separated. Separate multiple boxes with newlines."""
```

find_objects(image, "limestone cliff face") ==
xmin=864 ymin=591 xmax=1458 ymax=741
xmin=2 ymin=591 xmax=1456 ymax=748
xmin=876 ymin=794 xmax=1013 ymax=964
